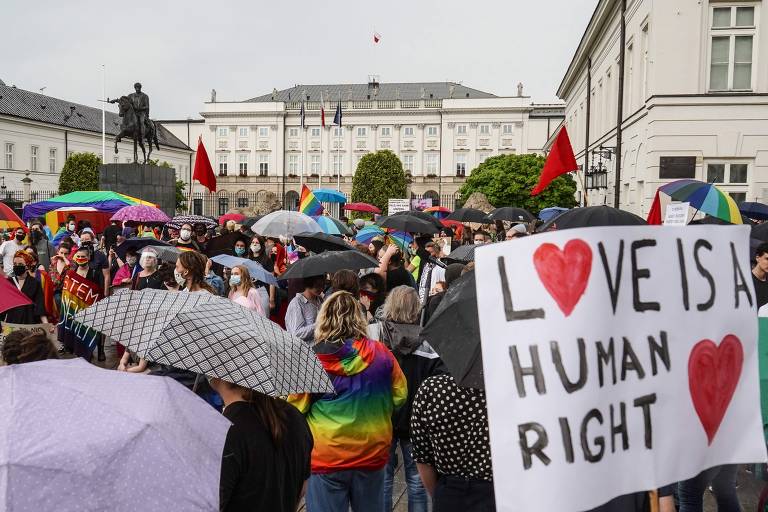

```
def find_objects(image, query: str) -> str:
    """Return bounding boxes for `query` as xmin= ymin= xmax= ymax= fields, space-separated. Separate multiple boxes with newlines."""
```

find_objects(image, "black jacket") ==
xmin=378 ymin=320 xmax=447 ymax=439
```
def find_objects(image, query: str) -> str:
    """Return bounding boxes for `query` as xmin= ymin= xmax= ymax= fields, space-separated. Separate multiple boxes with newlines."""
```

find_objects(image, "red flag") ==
xmin=192 ymin=136 xmax=217 ymax=193
xmin=646 ymin=189 xmax=662 ymax=225
xmin=373 ymin=32 xmax=381 ymax=43
xmin=320 ymin=92 xmax=326 ymax=128
xmin=0 ymin=277 xmax=32 ymax=314
xmin=531 ymin=126 xmax=579 ymax=196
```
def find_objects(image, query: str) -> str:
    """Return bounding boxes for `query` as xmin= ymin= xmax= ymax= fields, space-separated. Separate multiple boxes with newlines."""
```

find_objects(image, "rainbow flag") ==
xmin=299 ymin=185 xmax=324 ymax=217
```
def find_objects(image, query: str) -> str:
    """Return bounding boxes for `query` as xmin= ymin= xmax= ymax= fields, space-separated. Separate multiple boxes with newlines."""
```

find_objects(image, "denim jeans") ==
xmin=306 ymin=468 xmax=386 ymax=512
xmin=384 ymin=438 xmax=428 ymax=512
xmin=678 ymin=464 xmax=741 ymax=512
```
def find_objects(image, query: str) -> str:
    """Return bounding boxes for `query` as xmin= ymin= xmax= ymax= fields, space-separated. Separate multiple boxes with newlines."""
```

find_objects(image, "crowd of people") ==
xmin=1 ymin=208 xmax=767 ymax=512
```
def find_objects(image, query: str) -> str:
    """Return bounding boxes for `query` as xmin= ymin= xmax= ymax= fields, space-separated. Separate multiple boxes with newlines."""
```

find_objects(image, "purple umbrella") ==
xmin=110 ymin=204 xmax=171 ymax=225
xmin=0 ymin=358 xmax=231 ymax=511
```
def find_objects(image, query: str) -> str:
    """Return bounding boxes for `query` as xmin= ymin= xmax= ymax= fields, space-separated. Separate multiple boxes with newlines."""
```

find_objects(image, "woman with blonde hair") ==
xmin=289 ymin=291 xmax=407 ymax=512
xmin=228 ymin=265 xmax=265 ymax=316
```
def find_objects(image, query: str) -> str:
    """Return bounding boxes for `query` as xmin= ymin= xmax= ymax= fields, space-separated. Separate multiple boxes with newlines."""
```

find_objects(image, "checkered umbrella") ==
xmin=74 ymin=289 xmax=333 ymax=395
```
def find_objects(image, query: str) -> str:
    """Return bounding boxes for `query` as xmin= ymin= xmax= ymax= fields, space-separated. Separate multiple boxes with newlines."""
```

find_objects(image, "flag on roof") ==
xmin=299 ymin=185 xmax=324 ymax=217
xmin=320 ymin=92 xmax=326 ymax=128
xmin=333 ymin=99 xmax=342 ymax=127
xmin=373 ymin=32 xmax=381 ymax=43
xmin=300 ymin=100 xmax=306 ymax=129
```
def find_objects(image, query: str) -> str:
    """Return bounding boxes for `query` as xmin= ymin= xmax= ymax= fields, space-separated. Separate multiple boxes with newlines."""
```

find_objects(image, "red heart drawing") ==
xmin=532 ymin=239 xmax=592 ymax=316
xmin=688 ymin=335 xmax=744 ymax=445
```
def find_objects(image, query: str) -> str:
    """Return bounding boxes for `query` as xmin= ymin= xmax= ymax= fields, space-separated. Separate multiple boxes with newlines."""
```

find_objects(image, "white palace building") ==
xmin=556 ymin=0 xmax=768 ymax=215
xmin=161 ymin=80 xmax=563 ymax=213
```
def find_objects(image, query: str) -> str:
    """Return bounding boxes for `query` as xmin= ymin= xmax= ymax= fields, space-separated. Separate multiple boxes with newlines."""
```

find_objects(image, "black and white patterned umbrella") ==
xmin=166 ymin=215 xmax=218 ymax=230
xmin=74 ymin=289 xmax=333 ymax=395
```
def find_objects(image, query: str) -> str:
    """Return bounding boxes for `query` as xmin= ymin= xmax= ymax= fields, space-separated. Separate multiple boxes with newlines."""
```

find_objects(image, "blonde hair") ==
xmin=230 ymin=264 xmax=254 ymax=295
xmin=314 ymin=291 xmax=369 ymax=343
xmin=382 ymin=285 xmax=421 ymax=324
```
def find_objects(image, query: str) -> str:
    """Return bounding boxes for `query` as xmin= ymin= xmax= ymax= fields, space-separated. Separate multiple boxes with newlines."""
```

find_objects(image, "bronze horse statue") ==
xmin=114 ymin=96 xmax=160 ymax=164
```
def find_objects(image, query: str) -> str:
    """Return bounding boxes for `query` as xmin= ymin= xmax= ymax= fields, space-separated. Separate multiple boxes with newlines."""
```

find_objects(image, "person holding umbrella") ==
xmin=212 ymin=379 xmax=314 ymax=512
xmin=290 ymin=291 xmax=407 ymax=512
xmin=228 ymin=265 xmax=265 ymax=317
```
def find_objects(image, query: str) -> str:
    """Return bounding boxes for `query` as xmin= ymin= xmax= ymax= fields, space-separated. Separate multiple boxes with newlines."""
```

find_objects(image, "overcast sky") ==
xmin=3 ymin=0 xmax=596 ymax=119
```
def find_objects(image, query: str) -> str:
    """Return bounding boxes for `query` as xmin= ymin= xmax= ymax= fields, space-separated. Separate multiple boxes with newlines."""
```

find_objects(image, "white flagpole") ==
xmin=337 ymin=93 xmax=341 ymax=193
xmin=101 ymin=64 xmax=106 ymax=163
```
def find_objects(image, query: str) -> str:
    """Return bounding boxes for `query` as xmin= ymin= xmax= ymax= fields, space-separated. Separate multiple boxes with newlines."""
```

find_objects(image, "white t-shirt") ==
xmin=0 ymin=239 xmax=25 ymax=275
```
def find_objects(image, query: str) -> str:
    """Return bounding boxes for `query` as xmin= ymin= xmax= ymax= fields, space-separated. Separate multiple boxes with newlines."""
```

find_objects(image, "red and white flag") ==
xmin=373 ymin=32 xmax=381 ymax=43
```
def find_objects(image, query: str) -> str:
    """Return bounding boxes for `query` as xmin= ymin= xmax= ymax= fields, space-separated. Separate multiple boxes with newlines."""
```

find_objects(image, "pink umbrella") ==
xmin=0 ymin=278 xmax=33 ymax=314
xmin=110 ymin=205 xmax=171 ymax=225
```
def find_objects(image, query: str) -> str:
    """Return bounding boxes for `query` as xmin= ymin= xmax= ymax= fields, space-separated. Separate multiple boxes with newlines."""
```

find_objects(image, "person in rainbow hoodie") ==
xmin=289 ymin=290 xmax=408 ymax=512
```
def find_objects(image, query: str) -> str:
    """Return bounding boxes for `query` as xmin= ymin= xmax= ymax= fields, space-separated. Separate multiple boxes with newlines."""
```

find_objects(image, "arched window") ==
xmin=424 ymin=189 xmax=439 ymax=207
xmin=285 ymin=190 xmax=300 ymax=211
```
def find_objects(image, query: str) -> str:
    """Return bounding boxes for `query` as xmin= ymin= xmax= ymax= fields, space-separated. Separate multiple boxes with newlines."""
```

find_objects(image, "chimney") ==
xmin=517 ymin=82 xmax=524 ymax=97
xmin=367 ymin=75 xmax=380 ymax=97
xmin=211 ymin=89 xmax=217 ymax=103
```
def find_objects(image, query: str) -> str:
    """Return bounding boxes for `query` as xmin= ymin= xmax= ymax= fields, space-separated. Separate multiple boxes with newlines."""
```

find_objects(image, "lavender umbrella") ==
xmin=0 ymin=358 xmax=231 ymax=511
xmin=110 ymin=204 xmax=171 ymax=225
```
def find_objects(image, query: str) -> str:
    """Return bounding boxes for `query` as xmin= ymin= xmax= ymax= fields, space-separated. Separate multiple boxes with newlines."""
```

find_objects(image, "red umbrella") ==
xmin=218 ymin=213 xmax=246 ymax=225
xmin=343 ymin=203 xmax=381 ymax=214
xmin=0 ymin=278 xmax=33 ymax=314
xmin=440 ymin=219 xmax=464 ymax=229
xmin=0 ymin=202 xmax=26 ymax=232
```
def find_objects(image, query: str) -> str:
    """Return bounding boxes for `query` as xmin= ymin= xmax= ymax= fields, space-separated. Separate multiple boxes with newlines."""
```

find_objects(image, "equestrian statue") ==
xmin=108 ymin=82 xmax=160 ymax=164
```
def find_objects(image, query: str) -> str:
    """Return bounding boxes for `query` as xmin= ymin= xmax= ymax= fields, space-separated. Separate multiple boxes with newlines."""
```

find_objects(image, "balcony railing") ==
xmin=238 ymin=140 xmax=249 ymax=149
xmin=283 ymin=98 xmax=443 ymax=110
xmin=217 ymin=140 xmax=228 ymax=149
xmin=258 ymin=141 xmax=269 ymax=150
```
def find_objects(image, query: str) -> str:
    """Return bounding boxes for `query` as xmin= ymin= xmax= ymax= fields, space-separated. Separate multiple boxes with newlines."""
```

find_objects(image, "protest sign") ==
xmin=474 ymin=225 xmax=765 ymax=511
xmin=387 ymin=198 xmax=410 ymax=215
xmin=663 ymin=202 xmax=690 ymax=226
xmin=412 ymin=198 xmax=433 ymax=210
xmin=1 ymin=322 xmax=57 ymax=345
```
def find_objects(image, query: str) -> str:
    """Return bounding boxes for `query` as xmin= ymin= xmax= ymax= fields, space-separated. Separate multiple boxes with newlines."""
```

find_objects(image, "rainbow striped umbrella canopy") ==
xmin=313 ymin=216 xmax=353 ymax=236
xmin=355 ymin=225 xmax=386 ymax=244
xmin=22 ymin=191 xmax=155 ymax=221
xmin=0 ymin=202 xmax=26 ymax=232
xmin=387 ymin=231 xmax=413 ymax=252
xmin=659 ymin=179 xmax=742 ymax=224
xmin=424 ymin=206 xmax=452 ymax=219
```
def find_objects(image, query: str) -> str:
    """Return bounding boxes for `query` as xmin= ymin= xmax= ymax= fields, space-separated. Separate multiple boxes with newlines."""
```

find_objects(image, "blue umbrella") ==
xmin=538 ymin=207 xmax=569 ymax=222
xmin=0 ymin=358 xmax=231 ymax=511
xmin=740 ymin=201 xmax=768 ymax=221
xmin=210 ymin=254 xmax=278 ymax=285
xmin=312 ymin=188 xmax=347 ymax=203
xmin=314 ymin=215 xmax=353 ymax=236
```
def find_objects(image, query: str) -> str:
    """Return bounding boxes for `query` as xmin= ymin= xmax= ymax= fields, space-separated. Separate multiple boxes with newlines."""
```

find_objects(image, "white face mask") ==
xmin=474 ymin=240 xmax=484 ymax=245
xmin=179 ymin=229 xmax=192 ymax=241
xmin=251 ymin=243 xmax=261 ymax=254
xmin=67 ymin=223 xmax=76 ymax=231
xmin=174 ymin=270 xmax=186 ymax=286
xmin=126 ymin=256 xmax=137 ymax=266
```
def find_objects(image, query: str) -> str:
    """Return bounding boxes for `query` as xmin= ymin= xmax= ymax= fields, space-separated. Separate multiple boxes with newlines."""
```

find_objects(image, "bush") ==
xmin=351 ymin=150 xmax=408 ymax=214
xmin=58 ymin=152 xmax=101 ymax=194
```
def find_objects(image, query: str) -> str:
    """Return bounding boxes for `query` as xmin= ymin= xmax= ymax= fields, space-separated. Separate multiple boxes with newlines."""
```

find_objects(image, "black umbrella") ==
xmin=377 ymin=215 xmax=440 ymax=234
xmin=204 ymin=232 xmax=251 ymax=258
xmin=281 ymin=250 xmax=379 ymax=280
xmin=537 ymin=205 xmax=646 ymax=232
xmin=485 ymin=207 xmax=534 ymax=223
xmin=294 ymin=232 xmax=354 ymax=254
xmin=446 ymin=208 xmax=489 ymax=223
xmin=116 ymin=237 xmax=173 ymax=260
xmin=391 ymin=210 xmax=444 ymax=229
xmin=445 ymin=244 xmax=476 ymax=263
xmin=243 ymin=216 xmax=263 ymax=229
xmin=740 ymin=202 xmax=768 ymax=221
xmin=420 ymin=271 xmax=483 ymax=389
xmin=752 ymin=223 xmax=768 ymax=242
xmin=689 ymin=214 xmax=754 ymax=226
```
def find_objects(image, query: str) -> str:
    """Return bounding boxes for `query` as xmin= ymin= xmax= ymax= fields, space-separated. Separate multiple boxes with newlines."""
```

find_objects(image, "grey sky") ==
xmin=3 ymin=0 xmax=596 ymax=119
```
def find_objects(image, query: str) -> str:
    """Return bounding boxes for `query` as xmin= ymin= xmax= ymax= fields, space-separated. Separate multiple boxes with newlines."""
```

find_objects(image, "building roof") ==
xmin=245 ymin=82 xmax=497 ymax=103
xmin=0 ymin=83 xmax=191 ymax=151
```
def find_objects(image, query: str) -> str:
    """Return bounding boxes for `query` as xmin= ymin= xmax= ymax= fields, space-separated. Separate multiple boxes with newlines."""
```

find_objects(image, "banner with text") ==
xmin=475 ymin=225 xmax=765 ymax=511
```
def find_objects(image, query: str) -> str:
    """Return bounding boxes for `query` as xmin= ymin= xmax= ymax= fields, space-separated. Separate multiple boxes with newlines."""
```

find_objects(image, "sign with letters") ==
xmin=663 ymin=202 xmax=690 ymax=226
xmin=475 ymin=226 xmax=766 ymax=512
xmin=387 ymin=198 xmax=410 ymax=215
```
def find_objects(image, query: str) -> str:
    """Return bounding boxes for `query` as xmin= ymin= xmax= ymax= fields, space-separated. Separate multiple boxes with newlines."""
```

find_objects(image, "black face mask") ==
xmin=13 ymin=264 xmax=27 ymax=276
xmin=30 ymin=231 xmax=42 ymax=243
xmin=15 ymin=233 xmax=25 ymax=242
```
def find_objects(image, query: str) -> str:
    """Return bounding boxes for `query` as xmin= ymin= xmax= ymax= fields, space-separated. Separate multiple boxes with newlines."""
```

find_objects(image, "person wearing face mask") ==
xmin=49 ymin=241 xmax=73 ymax=313
xmin=24 ymin=247 xmax=58 ymax=324
xmin=78 ymin=230 xmax=110 ymax=298
xmin=102 ymin=220 xmax=122 ymax=251
xmin=227 ymin=265 xmax=266 ymax=316
xmin=233 ymin=240 xmax=248 ymax=258
xmin=111 ymin=248 xmax=139 ymax=288
xmin=193 ymin=223 xmax=210 ymax=252
xmin=172 ymin=223 xmax=201 ymax=252
xmin=248 ymin=235 xmax=277 ymax=313
xmin=58 ymin=246 xmax=104 ymax=360
xmin=170 ymin=251 xmax=216 ymax=293
xmin=52 ymin=218 xmax=81 ymax=248
xmin=0 ymin=228 xmax=28 ymax=276
xmin=1 ymin=251 xmax=49 ymax=326
xmin=28 ymin=221 xmax=55 ymax=269
xmin=284 ymin=275 xmax=326 ymax=343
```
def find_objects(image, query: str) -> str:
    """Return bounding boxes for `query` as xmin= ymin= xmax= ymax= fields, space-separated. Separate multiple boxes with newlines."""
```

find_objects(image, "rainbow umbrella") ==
xmin=659 ymin=179 xmax=742 ymax=224
xmin=424 ymin=206 xmax=452 ymax=220
xmin=22 ymin=191 xmax=155 ymax=221
xmin=0 ymin=202 xmax=26 ymax=232
xmin=355 ymin=226 xmax=386 ymax=244
xmin=313 ymin=216 xmax=353 ymax=236
xmin=387 ymin=231 xmax=413 ymax=252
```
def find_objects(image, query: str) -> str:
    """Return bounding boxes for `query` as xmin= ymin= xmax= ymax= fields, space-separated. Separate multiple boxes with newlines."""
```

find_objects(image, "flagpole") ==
xmin=337 ymin=93 xmax=341 ymax=193
xmin=101 ymin=64 xmax=106 ymax=163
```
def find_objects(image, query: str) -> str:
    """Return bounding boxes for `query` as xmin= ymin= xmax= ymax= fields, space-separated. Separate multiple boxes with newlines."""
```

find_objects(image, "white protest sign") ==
xmin=663 ymin=202 xmax=690 ymax=226
xmin=388 ymin=198 xmax=410 ymax=215
xmin=474 ymin=225 xmax=765 ymax=512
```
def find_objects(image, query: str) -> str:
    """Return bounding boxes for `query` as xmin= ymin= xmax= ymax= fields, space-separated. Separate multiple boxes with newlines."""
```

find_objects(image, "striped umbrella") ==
xmin=659 ymin=179 xmax=742 ymax=224
xmin=424 ymin=206 xmax=452 ymax=220
xmin=387 ymin=231 xmax=413 ymax=252
xmin=313 ymin=216 xmax=353 ymax=236
xmin=0 ymin=202 xmax=26 ymax=232
xmin=355 ymin=225 xmax=386 ymax=244
xmin=22 ymin=191 xmax=155 ymax=221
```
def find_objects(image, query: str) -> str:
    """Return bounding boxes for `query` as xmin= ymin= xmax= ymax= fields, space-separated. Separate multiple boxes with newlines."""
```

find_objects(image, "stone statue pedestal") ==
xmin=99 ymin=164 xmax=176 ymax=217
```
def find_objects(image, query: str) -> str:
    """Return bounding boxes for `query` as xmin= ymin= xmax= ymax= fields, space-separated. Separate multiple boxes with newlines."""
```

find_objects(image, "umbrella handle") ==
xmin=192 ymin=373 xmax=201 ymax=393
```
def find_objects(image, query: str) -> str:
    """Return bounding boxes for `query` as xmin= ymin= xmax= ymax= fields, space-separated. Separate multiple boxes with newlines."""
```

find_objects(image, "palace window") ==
xmin=709 ymin=5 xmax=757 ymax=90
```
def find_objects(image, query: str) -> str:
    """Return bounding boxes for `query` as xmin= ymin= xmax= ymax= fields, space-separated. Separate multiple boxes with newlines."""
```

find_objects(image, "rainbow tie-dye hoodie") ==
xmin=289 ymin=337 xmax=408 ymax=473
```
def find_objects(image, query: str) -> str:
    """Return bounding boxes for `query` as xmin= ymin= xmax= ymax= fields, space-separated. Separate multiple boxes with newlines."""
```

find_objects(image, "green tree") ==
xmin=459 ymin=154 xmax=577 ymax=213
xmin=175 ymin=179 xmax=187 ymax=212
xmin=58 ymin=152 xmax=101 ymax=194
xmin=351 ymin=150 xmax=408 ymax=214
